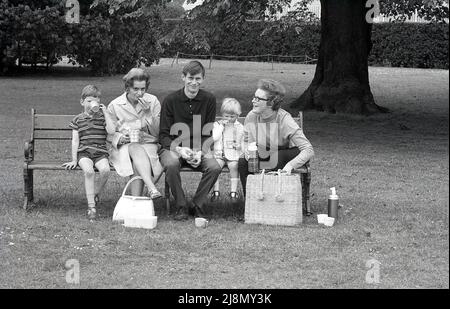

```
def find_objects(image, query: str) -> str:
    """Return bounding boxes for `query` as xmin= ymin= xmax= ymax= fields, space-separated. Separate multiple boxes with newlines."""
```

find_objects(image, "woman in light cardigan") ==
xmin=107 ymin=68 xmax=163 ymax=198
xmin=239 ymin=79 xmax=314 ymax=196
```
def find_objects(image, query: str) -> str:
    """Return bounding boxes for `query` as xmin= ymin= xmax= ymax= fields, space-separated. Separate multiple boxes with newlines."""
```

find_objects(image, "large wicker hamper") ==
xmin=245 ymin=171 xmax=302 ymax=226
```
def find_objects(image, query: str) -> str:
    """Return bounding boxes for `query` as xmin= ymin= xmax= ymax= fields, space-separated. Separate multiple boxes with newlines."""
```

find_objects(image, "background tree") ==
xmin=290 ymin=0 xmax=448 ymax=114
xmin=1 ymin=0 xmax=170 ymax=75
xmin=184 ymin=0 xmax=448 ymax=115
xmin=162 ymin=0 xmax=186 ymax=19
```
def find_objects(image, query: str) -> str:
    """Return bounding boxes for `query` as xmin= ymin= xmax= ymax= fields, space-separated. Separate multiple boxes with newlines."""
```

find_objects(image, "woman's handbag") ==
xmin=112 ymin=176 xmax=155 ymax=222
xmin=245 ymin=169 xmax=302 ymax=226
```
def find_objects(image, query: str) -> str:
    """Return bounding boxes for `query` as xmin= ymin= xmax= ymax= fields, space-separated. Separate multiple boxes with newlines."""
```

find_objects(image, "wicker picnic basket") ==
xmin=245 ymin=170 xmax=302 ymax=226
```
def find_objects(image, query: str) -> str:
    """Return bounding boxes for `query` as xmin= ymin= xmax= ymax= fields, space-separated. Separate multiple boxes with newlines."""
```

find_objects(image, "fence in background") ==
xmin=171 ymin=52 xmax=318 ymax=69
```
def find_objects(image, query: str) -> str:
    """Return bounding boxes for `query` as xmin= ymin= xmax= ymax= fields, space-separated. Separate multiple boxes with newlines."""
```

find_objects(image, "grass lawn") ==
xmin=0 ymin=59 xmax=448 ymax=289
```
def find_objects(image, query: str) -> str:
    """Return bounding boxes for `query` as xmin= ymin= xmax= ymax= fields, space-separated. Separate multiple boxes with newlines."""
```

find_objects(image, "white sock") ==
xmin=214 ymin=180 xmax=220 ymax=192
xmin=230 ymin=178 xmax=239 ymax=193
xmin=86 ymin=194 xmax=95 ymax=206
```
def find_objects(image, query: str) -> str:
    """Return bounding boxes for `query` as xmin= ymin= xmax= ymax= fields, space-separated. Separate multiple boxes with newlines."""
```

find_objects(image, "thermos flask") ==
xmin=328 ymin=187 xmax=339 ymax=219
xmin=248 ymin=142 xmax=259 ymax=173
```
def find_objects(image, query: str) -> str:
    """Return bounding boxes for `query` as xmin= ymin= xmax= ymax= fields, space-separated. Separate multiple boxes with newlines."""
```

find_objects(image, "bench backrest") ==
xmin=29 ymin=109 xmax=303 ymax=141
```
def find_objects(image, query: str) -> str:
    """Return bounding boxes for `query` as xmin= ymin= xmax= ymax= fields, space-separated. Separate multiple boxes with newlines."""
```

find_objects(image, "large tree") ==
xmin=185 ymin=0 xmax=448 ymax=115
xmin=291 ymin=0 xmax=384 ymax=114
xmin=290 ymin=0 xmax=448 ymax=114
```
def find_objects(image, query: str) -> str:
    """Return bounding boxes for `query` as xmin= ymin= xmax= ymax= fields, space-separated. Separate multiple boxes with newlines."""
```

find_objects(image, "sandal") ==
xmin=229 ymin=192 xmax=239 ymax=202
xmin=150 ymin=190 xmax=162 ymax=200
xmin=87 ymin=207 xmax=97 ymax=220
xmin=210 ymin=191 xmax=220 ymax=202
xmin=94 ymin=194 xmax=100 ymax=206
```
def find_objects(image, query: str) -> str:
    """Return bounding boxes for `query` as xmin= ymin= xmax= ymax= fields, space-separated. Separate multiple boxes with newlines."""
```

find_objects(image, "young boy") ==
xmin=211 ymin=98 xmax=244 ymax=202
xmin=62 ymin=85 xmax=115 ymax=220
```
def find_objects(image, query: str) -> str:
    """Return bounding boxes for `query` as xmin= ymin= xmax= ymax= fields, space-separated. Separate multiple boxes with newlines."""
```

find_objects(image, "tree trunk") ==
xmin=290 ymin=0 xmax=388 ymax=115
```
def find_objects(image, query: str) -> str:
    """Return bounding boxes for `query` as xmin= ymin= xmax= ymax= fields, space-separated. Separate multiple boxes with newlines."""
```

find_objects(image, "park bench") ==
xmin=23 ymin=109 xmax=312 ymax=215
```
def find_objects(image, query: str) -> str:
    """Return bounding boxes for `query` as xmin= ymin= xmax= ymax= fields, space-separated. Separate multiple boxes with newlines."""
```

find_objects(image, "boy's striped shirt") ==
xmin=69 ymin=112 xmax=108 ymax=153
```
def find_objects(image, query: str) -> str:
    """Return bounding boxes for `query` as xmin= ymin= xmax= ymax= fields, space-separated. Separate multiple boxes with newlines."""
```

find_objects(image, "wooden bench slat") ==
xmin=34 ymin=130 xmax=72 ymax=140
xmin=34 ymin=114 xmax=75 ymax=129
xmin=27 ymin=161 xmax=116 ymax=171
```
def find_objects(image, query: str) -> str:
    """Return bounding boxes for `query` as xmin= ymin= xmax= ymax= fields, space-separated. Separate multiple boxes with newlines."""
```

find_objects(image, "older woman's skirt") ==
xmin=109 ymin=143 xmax=163 ymax=179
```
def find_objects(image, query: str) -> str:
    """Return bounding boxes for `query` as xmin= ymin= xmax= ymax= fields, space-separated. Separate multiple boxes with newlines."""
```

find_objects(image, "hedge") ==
xmin=163 ymin=22 xmax=449 ymax=69
xmin=0 ymin=1 xmax=163 ymax=75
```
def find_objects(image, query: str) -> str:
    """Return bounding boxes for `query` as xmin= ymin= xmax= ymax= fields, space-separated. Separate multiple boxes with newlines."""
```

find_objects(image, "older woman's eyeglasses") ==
xmin=253 ymin=96 xmax=269 ymax=102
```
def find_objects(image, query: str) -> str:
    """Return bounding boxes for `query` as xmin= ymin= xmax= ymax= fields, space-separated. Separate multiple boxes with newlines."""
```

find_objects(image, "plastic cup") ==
xmin=323 ymin=216 xmax=335 ymax=227
xmin=90 ymin=102 xmax=100 ymax=113
xmin=195 ymin=217 xmax=208 ymax=228
xmin=317 ymin=214 xmax=328 ymax=224
xmin=130 ymin=129 xmax=140 ymax=143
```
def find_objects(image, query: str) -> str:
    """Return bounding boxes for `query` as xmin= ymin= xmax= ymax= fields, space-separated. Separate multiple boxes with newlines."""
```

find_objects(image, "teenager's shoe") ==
xmin=87 ymin=207 xmax=97 ymax=220
xmin=192 ymin=205 xmax=205 ymax=218
xmin=210 ymin=191 xmax=220 ymax=202
xmin=174 ymin=206 xmax=189 ymax=221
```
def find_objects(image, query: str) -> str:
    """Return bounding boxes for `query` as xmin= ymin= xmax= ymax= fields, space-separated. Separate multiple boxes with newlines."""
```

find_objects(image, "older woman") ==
xmin=238 ymin=79 xmax=314 ymax=196
xmin=107 ymin=68 xmax=163 ymax=198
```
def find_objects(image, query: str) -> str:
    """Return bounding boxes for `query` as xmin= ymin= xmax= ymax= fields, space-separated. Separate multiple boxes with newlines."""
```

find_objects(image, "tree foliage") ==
xmin=1 ymin=0 xmax=171 ymax=75
xmin=379 ymin=0 xmax=449 ymax=22
xmin=0 ymin=1 xmax=67 ymax=72
xmin=164 ymin=0 xmax=447 ymax=60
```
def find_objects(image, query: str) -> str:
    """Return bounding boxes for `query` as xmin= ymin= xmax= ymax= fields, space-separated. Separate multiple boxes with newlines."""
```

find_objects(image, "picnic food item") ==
xmin=328 ymin=187 xmax=339 ymax=220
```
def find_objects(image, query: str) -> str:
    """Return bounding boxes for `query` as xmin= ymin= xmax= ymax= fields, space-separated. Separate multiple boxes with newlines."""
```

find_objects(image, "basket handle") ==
xmin=258 ymin=169 xmax=265 ymax=200
xmin=276 ymin=169 xmax=285 ymax=202
xmin=121 ymin=176 xmax=144 ymax=197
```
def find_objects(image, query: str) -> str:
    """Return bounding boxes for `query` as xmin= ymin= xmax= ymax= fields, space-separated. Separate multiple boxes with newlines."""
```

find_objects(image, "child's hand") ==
xmin=62 ymin=161 xmax=77 ymax=170
xmin=218 ymin=119 xmax=228 ymax=126
xmin=118 ymin=135 xmax=130 ymax=145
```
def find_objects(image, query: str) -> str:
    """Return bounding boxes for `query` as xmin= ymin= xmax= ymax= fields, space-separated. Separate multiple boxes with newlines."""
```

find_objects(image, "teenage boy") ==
xmin=159 ymin=61 xmax=221 ymax=221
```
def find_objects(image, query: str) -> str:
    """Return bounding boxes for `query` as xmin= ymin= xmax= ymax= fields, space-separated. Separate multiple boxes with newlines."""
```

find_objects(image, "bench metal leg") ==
xmin=303 ymin=172 xmax=312 ymax=216
xmin=164 ymin=178 xmax=171 ymax=215
xmin=23 ymin=168 xmax=34 ymax=210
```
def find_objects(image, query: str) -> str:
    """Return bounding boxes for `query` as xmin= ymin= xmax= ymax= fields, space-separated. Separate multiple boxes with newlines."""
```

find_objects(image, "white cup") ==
xmin=129 ymin=129 xmax=140 ymax=143
xmin=317 ymin=214 xmax=328 ymax=224
xmin=195 ymin=217 xmax=208 ymax=228
xmin=90 ymin=101 xmax=100 ymax=113
xmin=323 ymin=216 xmax=335 ymax=227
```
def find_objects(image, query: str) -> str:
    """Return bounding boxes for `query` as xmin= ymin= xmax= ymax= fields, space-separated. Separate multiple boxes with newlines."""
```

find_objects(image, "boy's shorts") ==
xmin=78 ymin=148 xmax=109 ymax=165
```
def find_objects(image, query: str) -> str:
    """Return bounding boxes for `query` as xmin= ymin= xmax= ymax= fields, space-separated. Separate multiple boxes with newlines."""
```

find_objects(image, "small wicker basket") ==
xmin=245 ymin=170 xmax=302 ymax=226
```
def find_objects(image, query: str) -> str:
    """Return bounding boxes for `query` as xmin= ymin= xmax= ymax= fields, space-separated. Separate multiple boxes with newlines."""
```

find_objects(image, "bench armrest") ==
xmin=24 ymin=140 xmax=34 ymax=162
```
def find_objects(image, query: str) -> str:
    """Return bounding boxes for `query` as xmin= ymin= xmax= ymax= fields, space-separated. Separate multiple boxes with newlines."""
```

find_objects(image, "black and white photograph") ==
xmin=0 ymin=0 xmax=448 ymax=292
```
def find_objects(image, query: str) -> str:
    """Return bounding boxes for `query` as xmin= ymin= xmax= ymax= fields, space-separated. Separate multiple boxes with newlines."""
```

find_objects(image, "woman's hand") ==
xmin=282 ymin=163 xmax=293 ymax=175
xmin=138 ymin=97 xmax=151 ymax=110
